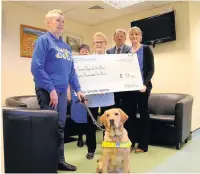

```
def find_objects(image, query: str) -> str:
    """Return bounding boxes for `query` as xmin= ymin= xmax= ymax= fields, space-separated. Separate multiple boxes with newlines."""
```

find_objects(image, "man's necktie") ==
xmin=117 ymin=48 xmax=121 ymax=54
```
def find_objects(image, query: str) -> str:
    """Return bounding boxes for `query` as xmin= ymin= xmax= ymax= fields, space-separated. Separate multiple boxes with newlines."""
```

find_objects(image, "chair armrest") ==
xmin=5 ymin=97 xmax=27 ymax=108
xmin=2 ymin=107 xmax=58 ymax=117
xmin=175 ymin=95 xmax=193 ymax=142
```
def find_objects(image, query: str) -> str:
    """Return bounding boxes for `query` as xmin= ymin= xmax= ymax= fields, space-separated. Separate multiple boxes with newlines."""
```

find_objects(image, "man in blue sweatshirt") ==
xmin=31 ymin=9 xmax=85 ymax=171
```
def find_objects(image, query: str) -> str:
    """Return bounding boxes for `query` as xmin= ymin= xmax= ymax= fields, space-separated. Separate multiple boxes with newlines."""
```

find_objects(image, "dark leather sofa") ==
xmin=5 ymin=95 xmax=79 ymax=141
xmin=136 ymin=93 xmax=193 ymax=149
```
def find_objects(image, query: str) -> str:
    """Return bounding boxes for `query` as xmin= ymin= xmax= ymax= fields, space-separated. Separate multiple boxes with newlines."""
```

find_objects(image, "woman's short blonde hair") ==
xmin=129 ymin=26 xmax=143 ymax=42
xmin=129 ymin=26 xmax=142 ymax=36
xmin=93 ymin=32 xmax=108 ymax=43
xmin=45 ymin=9 xmax=64 ymax=24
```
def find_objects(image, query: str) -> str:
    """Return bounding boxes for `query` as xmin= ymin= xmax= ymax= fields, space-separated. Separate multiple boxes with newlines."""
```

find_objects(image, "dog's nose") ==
xmin=110 ymin=119 xmax=114 ymax=124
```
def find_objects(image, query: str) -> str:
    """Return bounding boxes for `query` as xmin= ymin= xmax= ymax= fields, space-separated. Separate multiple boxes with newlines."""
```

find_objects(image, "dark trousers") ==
xmin=77 ymin=123 xmax=86 ymax=140
xmin=86 ymin=105 xmax=113 ymax=153
xmin=114 ymin=92 xmax=123 ymax=108
xmin=35 ymin=88 xmax=67 ymax=163
xmin=122 ymin=90 xmax=151 ymax=152
xmin=67 ymin=102 xmax=86 ymax=140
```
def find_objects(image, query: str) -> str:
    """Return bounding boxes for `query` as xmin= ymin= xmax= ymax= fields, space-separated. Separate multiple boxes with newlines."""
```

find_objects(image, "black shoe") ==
xmin=77 ymin=139 xmax=84 ymax=147
xmin=86 ymin=152 xmax=94 ymax=160
xmin=137 ymin=144 xmax=148 ymax=152
xmin=58 ymin=161 xmax=77 ymax=171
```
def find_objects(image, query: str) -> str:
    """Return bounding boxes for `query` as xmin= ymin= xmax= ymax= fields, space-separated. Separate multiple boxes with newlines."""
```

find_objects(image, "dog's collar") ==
xmin=102 ymin=141 xmax=132 ymax=148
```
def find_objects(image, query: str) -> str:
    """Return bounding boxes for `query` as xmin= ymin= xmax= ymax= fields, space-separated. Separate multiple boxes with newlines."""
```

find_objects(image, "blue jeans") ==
xmin=35 ymin=88 xmax=67 ymax=163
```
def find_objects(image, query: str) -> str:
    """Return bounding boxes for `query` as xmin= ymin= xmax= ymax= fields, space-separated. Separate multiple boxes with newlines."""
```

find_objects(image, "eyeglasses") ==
xmin=93 ymin=41 xmax=106 ymax=45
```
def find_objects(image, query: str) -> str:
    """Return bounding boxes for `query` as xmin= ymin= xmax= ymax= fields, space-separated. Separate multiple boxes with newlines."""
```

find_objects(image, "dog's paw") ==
xmin=96 ymin=168 xmax=102 ymax=173
xmin=96 ymin=159 xmax=103 ymax=173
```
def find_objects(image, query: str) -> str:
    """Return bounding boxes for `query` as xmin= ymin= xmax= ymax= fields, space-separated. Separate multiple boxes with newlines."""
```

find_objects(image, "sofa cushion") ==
xmin=136 ymin=113 xmax=175 ymax=123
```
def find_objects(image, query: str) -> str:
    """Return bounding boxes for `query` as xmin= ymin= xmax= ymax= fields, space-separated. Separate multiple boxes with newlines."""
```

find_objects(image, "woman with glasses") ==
xmin=85 ymin=32 xmax=115 ymax=160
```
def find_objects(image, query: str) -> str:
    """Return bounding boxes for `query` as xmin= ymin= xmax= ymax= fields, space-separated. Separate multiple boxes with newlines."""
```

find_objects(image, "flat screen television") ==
xmin=131 ymin=11 xmax=176 ymax=47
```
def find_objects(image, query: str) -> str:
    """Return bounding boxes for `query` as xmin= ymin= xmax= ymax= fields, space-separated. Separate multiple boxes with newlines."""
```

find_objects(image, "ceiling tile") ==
xmin=11 ymin=1 xmax=176 ymax=25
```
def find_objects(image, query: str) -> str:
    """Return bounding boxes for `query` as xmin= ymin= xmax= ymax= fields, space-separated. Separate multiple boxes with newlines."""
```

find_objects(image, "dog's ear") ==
xmin=100 ymin=111 xmax=107 ymax=126
xmin=118 ymin=108 xmax=128 ymax=123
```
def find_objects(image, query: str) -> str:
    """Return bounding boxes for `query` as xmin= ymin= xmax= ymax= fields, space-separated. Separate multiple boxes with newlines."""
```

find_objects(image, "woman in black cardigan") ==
xmin=122 ymin=26 xmax=155 ymax=153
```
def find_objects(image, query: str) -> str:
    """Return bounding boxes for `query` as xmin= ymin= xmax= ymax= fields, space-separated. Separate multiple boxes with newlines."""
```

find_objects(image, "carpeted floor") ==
xmin=148 ymin=129 xmax=200 ymax=173
xmin=57 ymin=130 xmax=200 ymax=173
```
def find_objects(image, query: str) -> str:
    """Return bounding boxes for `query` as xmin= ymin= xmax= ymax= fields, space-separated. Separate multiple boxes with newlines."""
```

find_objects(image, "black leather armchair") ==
xmin=5 ymin=95 xmax=79 ymax=141
xmin=136 ymin=93 xmax=193 ymax=149
xmin=2 ymin=106 xmax=58 ymax=173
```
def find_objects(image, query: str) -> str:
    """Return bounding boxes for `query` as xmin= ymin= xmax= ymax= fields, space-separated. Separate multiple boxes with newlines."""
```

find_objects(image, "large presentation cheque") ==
xmin=73 ymin=54 xmax=143 ymax=95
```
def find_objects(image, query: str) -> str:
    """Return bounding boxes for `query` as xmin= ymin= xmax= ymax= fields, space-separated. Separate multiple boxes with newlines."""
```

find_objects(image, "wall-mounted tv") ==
xmin=131 ymin=11 xmax=176 ymax=47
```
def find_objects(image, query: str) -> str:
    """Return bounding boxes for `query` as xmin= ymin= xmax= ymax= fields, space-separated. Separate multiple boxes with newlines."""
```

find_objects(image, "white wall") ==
xmin=1 ymin=2 xmax=92 ymax=104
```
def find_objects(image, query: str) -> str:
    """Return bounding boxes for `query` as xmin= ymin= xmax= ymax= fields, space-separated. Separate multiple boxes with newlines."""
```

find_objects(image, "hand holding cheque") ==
xmin=73 ymin=54 xmax=143 ymax=95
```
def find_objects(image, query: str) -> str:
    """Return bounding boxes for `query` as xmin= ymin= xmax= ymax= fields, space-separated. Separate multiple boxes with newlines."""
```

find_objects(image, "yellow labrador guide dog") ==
xmin=96 ymin=108 xmax=132 ymax=173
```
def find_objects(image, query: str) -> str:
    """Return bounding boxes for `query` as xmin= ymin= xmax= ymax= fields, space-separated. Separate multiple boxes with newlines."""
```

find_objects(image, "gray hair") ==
xmin=114 ymin=29 xmax=127 ymax=37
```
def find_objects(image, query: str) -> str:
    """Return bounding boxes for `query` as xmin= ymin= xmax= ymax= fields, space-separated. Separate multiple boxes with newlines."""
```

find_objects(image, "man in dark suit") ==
xmin=106 ymin=29 xmax=132 ymax=108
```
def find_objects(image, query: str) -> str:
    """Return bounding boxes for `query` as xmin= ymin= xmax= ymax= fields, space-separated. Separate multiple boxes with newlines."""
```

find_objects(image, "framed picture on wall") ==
xmin=65 ymin=34 xmax=82 ymax=55
xmin=20 ymin=24 xmax=47 ymax=58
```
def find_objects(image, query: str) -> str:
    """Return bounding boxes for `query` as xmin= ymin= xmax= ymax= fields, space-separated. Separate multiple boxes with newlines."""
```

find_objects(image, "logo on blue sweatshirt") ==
xmin=55 ymin=46 xmax=72 ymax=60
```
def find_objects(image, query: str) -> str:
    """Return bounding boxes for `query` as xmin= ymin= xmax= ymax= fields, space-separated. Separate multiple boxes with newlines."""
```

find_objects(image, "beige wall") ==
xmin=1 ymin=2 xmax=92 ymax=104
xmin=189 ymin=2 xmax=200 ymax=131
